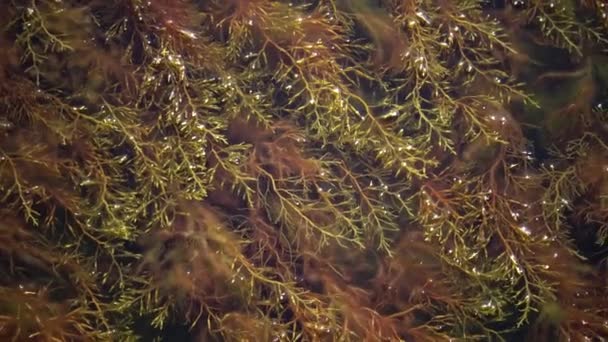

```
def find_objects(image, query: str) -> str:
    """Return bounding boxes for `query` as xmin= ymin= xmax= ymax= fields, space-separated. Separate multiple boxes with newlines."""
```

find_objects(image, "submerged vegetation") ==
xmin=0 ymin=0 xmax=607 ymax=340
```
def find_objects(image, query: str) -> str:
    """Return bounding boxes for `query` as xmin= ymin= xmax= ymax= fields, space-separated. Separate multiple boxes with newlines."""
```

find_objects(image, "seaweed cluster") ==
xmin=1 ymin=0 xmax=607 ymax=341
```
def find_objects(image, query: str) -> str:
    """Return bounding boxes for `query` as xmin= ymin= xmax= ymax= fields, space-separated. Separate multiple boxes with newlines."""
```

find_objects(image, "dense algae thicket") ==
xmin=1 ymin=0 xmax=608 ymax=341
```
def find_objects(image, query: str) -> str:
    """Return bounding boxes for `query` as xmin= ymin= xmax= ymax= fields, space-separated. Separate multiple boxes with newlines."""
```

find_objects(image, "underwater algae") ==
xmin=0 ymin=0 xmax=608 ymax=341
